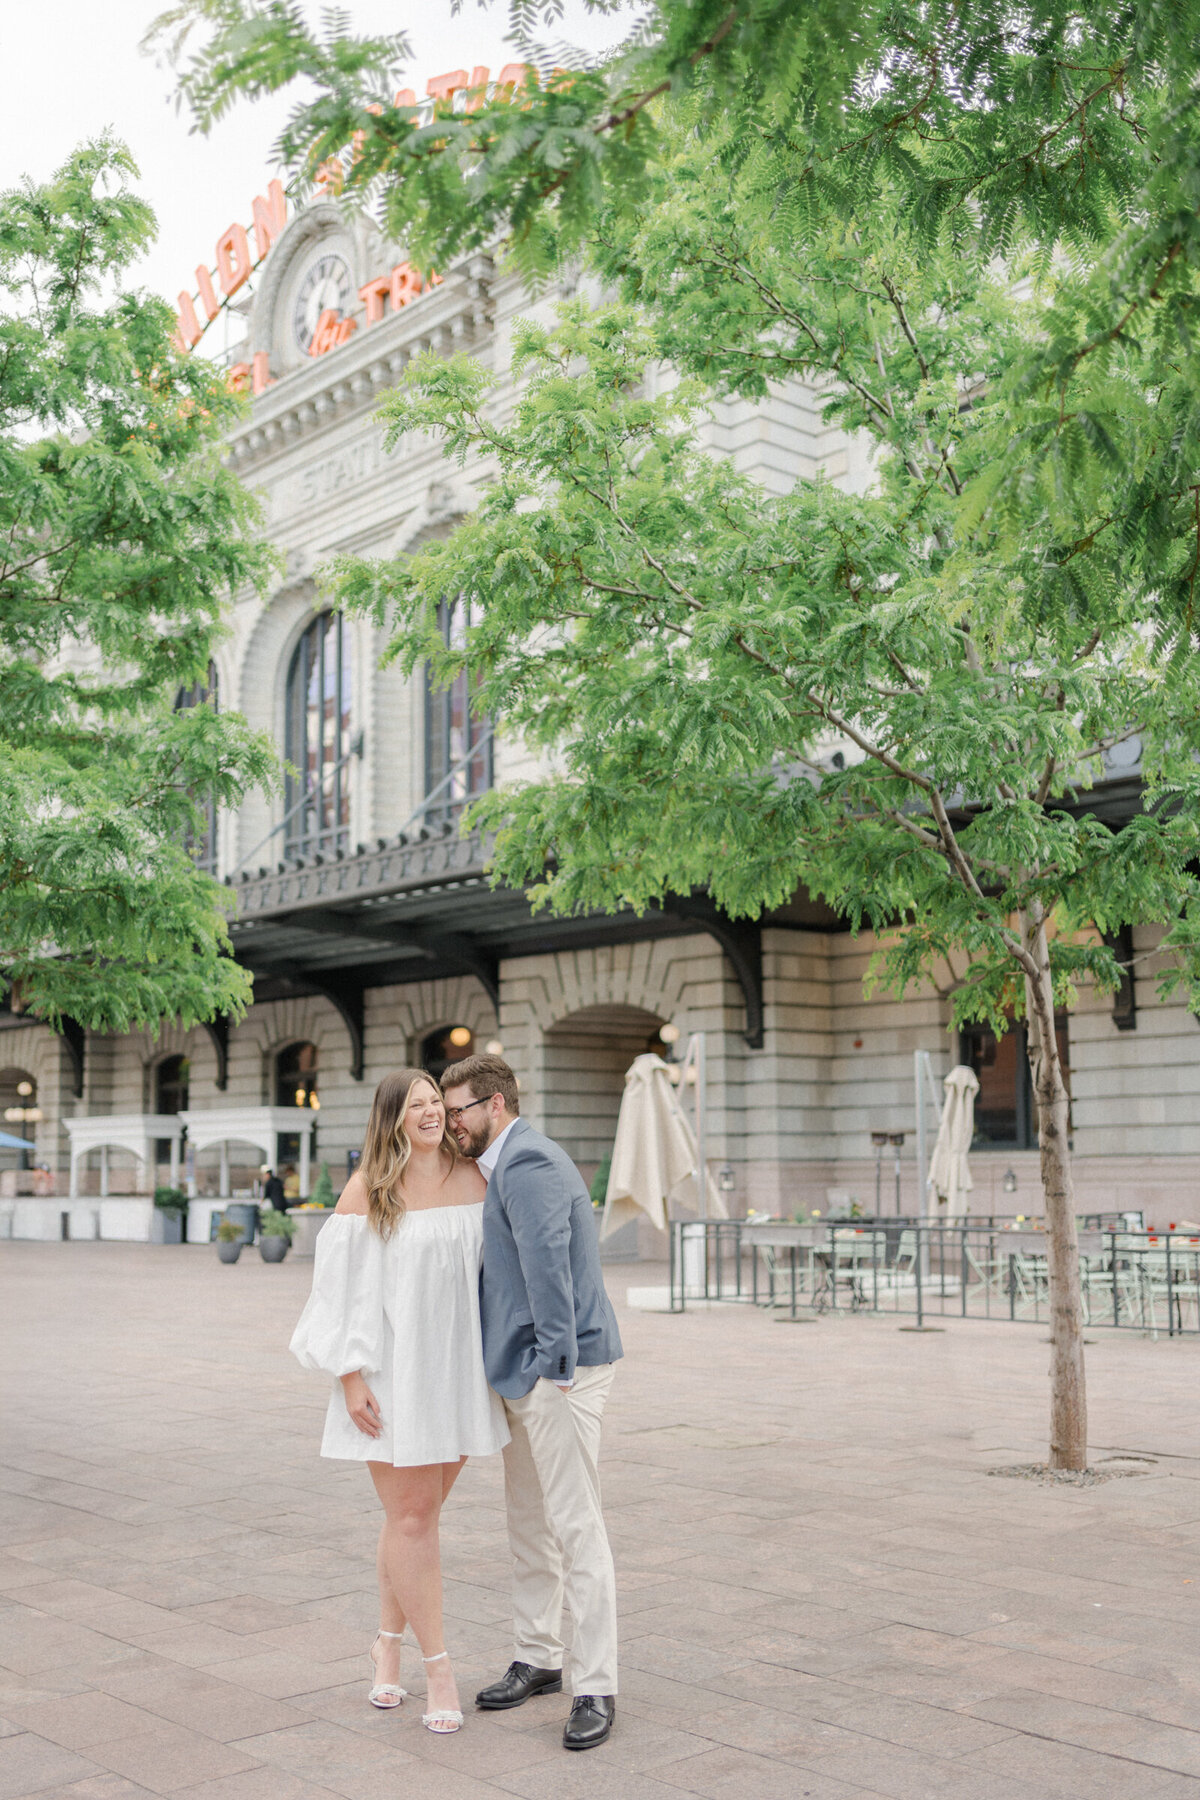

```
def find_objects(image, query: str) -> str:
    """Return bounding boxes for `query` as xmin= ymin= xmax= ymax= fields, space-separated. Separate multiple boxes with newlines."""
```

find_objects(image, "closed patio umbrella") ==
xmin=926 ymin=1064 xmax=979 ymax=1220
xmin=600 ymin=1053 xmax=726 ymax=1240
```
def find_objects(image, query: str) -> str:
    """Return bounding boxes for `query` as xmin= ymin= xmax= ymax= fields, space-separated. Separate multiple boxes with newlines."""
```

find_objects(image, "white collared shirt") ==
xmin=476 ymin=1116 xmax=518 ymax=1181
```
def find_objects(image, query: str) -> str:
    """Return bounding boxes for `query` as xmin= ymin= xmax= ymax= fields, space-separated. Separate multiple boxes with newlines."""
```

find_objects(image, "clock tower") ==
xmin=246 ymin=201 xmax=384 ymax=377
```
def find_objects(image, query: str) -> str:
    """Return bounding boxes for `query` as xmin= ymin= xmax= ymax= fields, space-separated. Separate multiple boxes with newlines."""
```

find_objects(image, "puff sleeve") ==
xmin=289 ymin=1214 xmax=385 ymax=1377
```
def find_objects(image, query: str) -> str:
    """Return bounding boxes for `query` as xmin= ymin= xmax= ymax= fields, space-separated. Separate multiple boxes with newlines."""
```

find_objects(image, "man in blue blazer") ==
xmin=442 ymin=1053 xmax=623 ymax=1752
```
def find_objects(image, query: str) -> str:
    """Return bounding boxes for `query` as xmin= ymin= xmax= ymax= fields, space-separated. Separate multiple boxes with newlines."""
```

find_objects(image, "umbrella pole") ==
xmin=915 ymin=1050 xmax=938 ymax=1287
xmin=915 ymin=1050 xmax=929 ymax=1222
xmin=694 ymin=1033 xmax=707 ymax=1223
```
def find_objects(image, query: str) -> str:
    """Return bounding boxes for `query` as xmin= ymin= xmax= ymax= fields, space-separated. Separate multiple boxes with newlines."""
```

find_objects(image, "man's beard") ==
xmin=456 ymin=1116 xmax=493 ymax=1160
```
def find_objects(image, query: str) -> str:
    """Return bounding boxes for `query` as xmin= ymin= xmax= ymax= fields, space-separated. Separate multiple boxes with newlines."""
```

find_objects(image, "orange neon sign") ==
xmin=224 ymin=260 xmax=442 ymax=393
xmin=174 ymin=178 xmax=287 ymax=355
xmin=176 ymin=62 xmax=530 ymax=392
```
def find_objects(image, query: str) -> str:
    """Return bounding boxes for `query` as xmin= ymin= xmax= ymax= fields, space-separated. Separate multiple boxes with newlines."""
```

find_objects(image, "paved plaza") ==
xmin=2 ymin=1244 xmax=1200 ymax=1800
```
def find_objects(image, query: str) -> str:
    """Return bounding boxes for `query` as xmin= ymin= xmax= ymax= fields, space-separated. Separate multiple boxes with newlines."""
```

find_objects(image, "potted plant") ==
xmin=215 ymin=1216 xmax=245 ymax=1263
xmin=154 ymin=1185 xmax=189 ymax=1245
xmin=589 ymin=1154 xmax=612 ymax=1211
xmin=259 ymin=1208 xmax=296 ymax=1262
xmin=306 ymin=1162 xmax=335 ymax=1210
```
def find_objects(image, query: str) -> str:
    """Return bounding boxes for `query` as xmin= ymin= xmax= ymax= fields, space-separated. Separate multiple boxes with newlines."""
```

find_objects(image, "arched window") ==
xmin=285 ymin=612 xmax=352 ymax=858
xmin=155 ymin=1055 xmax=190 ymax=1116
xmin=421 ymin=1024 xmax=474 ymax=1083
xmin=275 ymin=1041 xmax=318 ymax=1174
xmin=175 ymin=661 xmax=220 ymax=873
xmin=276 ymin=1041 xmax=319 ymax=1110
xmin=424 ymin=601 xmax=491 ymax=829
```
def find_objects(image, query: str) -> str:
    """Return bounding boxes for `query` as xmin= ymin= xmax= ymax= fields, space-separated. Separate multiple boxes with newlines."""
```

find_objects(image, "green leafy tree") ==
xmin=152 ymin=1 xmax=1200 ymax=1469
xmin=151 ymin=0 xmax=1200 ymax=369
xmin=0 ymin=138 xmax=278 ymax=1034
xmin=332 ymin=92 xmax=1200 ymax=1467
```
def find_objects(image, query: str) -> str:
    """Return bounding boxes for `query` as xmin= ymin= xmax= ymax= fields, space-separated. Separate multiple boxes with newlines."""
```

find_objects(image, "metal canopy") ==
xmin=225 ymin=828 xmax=840 ymax=1051
xmin=219 ymin=768 xmax=1150 ymax=1060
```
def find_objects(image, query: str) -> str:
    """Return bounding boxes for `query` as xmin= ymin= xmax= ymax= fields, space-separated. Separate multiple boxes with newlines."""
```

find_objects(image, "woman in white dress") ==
xmin=289 ymin=1067 xmax=508 ymax=1734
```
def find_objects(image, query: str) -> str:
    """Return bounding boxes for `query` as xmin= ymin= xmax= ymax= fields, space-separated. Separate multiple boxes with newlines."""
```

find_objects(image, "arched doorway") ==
xmin=542 ymin=1005 xmax=666 ymax=1192
xmin=0 ymin=1068 xmax=39 ymax=1173
xmin=421 ymin=1023 xmax=475 ymax=1083
xmin=276 ymin=1041 xmax=319 ymax=1187
xmin=155 ymin=1055 xmax=190 ymax=1116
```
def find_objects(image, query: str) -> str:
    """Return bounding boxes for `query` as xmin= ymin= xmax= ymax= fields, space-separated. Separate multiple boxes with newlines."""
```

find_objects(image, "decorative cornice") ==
xmin=223 ymin=254 xmax=495 ymax=473
xmin=226 ymin=827 xmax=491 ymax=921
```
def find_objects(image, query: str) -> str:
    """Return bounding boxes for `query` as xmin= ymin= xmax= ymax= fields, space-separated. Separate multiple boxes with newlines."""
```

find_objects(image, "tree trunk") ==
xmin=1021 ymin=901 xmax=1087 ymax=1471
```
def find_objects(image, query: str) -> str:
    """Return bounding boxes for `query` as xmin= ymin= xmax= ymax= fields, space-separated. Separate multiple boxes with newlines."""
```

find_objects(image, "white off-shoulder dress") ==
xmin=289 ymin=1205 xmax=509 ymax=1467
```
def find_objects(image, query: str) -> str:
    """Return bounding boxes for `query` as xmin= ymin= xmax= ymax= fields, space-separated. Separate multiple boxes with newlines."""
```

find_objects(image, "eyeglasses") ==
xmin=445 ymin=1094 xmax=499 ymax=1125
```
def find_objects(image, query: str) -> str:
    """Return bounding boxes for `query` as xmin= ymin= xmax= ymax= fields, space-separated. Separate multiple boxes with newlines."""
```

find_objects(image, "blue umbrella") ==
xmin=0 ymin=1129 xmax=33 ymax=1150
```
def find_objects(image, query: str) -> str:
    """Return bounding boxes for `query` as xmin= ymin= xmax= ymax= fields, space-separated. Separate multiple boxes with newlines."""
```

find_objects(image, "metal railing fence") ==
xmin=669 ymin=1220 xmax=1200 ymax=1337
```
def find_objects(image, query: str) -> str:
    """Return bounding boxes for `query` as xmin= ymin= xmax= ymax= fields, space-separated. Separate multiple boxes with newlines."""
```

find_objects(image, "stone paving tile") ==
xmin=6 ymin=1243 xmax=1200 ymax=1800
xmin=172 ymin=1603 xmax=309 ymax=1640
xmin=223 ymin=1720 xmax=420 ymax=1796
xmin=192 ymin=1656 xmax=367 ymax=1704
xmin=30 ymin=1776 xmax=160 ymax=1800
xmin=83 ymin=1724 xmax=261 ymax=1797
xmin=965 ymin=1730 xmax=1200 ymax=1798
xmin=3 ymin=1693 xmax=166 ymax=1752
xmin=0 ymin=1611 xmax=147 ymax=1679
xmin=0 ymin=1732 xmax=101 ymax=1800
xmin=167 ymin=1772 xmax=337 ymax=1800
xmin=966 ymin=1688 xmax=1200 ymax=1776
xmin=130 ymin=1627 xmax=274 ymax=1671
xmin=788 ymin=1732 xmax=1063 ymax=1800
xmin=654 ymin=1745 xmax=887 ymax=1798
xmin=489 ymin=1763 xmax=703 ymax=1800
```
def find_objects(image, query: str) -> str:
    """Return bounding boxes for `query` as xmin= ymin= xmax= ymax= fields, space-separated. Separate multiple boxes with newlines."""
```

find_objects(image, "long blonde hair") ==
xmin=360 ymin=1068 xmax=458 ymax=1238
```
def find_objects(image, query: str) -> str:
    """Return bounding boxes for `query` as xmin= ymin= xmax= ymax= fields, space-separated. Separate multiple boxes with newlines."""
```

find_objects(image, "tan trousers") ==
xmin=501 ymin=1362 xmax=617 ymax=1696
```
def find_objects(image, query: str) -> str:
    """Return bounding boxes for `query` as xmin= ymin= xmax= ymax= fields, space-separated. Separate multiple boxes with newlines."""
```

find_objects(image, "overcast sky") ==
xmin=1 ymin=1 xmax=636 ymax=317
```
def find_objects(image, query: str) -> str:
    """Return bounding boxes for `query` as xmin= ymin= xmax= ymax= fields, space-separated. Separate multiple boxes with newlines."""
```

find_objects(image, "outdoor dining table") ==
xmin=742 ymin=1222 xmax=885 ymax=1318
xmin=741 ymin=1222 xmax=814 ymax=1317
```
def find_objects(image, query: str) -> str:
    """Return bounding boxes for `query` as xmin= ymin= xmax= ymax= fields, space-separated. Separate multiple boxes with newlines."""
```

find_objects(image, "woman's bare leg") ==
xmin=368 ymin=1458 xmax=467 ymax=1708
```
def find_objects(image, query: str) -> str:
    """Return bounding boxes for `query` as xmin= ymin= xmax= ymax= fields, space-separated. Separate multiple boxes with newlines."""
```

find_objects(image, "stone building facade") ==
xmin=1 ymin=198 xmax=1194 ymax=1235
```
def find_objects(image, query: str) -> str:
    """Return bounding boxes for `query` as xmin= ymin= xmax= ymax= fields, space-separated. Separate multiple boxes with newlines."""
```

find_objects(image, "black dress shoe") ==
xmin=475 ymin=1660 xmax=563 ymax=1710
xmin=563 ymin=1694 xmax=615 ymax=1750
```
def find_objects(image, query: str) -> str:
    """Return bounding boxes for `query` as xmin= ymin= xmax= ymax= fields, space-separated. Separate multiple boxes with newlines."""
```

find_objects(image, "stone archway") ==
xmin=541 ymin=1004 xmax=667 ymax=1190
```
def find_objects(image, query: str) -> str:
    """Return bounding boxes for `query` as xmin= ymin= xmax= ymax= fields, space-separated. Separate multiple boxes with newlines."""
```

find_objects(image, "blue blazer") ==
xmin=480 ymin=1117 xmax=624 ymax=1399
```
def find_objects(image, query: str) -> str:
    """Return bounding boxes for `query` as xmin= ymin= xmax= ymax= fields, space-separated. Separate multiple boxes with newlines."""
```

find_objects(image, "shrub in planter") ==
xmin=215 ymin=1216 xmax=244 ymax=1263
xmin=307 ymin=1162 xmax=335 ymax=1209
xmin=154 ymin=1185 xmax=189 ymax=1244
xmin=589 ymin=1154 xmax=612 ymax=1209
xmin=259 ymin=1208 xmax=296 ymax=1263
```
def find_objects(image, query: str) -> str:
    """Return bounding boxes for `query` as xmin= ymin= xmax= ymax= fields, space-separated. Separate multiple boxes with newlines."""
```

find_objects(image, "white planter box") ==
xmin=12 ymin=1200 xmax=62 ymax=1240
xmin=98 ymin=1199 xmax=154 ymax=1241
xmin=290 ymin=1210 xmax=333 ymax=1258
xmin=187 ymin=1199 xmax=227 ymax=1245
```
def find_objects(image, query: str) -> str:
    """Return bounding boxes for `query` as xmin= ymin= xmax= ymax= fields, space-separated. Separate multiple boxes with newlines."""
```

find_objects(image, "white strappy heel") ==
xmin=368 ymin=1629 xmax=407 ymax=1709
xmin=421 ymin=1650 xmax=464 ymax=1733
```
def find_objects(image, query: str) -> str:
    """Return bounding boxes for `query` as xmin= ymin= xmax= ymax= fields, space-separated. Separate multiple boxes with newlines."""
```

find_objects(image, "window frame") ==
xmin=423 ymin=600 xmax=492 ymax=830
xmin=958 ymin=1013 xmax=1072 ymax=1152
xmin=284 ymin=612 xmax=353 ymax=860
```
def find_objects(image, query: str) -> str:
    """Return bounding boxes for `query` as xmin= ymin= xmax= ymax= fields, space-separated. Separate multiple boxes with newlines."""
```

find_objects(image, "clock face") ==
xmin=292 ymin=252 xmax=353 ymax=350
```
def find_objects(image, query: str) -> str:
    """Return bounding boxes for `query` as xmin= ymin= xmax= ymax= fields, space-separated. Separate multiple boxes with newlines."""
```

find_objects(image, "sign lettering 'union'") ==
xmin=173 ymin=62 xmax=530 ymax=392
